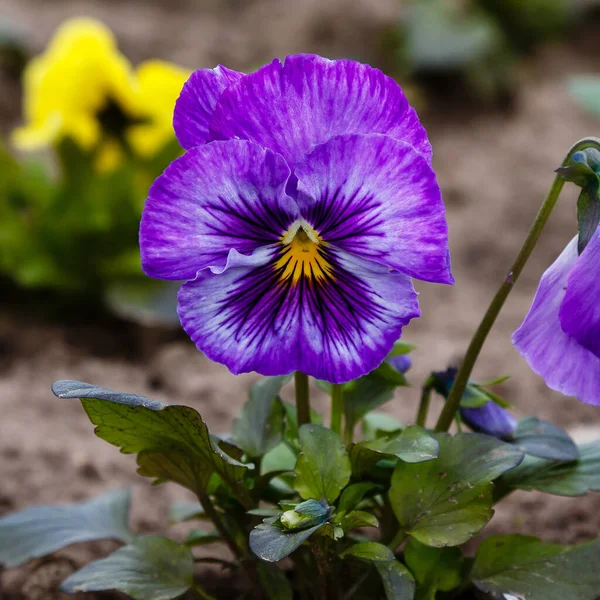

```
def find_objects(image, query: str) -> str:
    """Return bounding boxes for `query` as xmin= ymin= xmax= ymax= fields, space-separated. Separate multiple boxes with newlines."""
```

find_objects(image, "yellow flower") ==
xmin=12 ymin=17 xmax=189 ymax=168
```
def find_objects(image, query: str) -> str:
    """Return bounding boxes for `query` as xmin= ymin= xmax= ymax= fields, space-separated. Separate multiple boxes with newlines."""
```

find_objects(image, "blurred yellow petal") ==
xmin=11 ymin=111 xmax=62 ymax=150
xmin=14 ymin=17 xmax=141 ymax=153
xmin=95 ymin=138 xmax=123 ymax=173
xmin=127 ymin=60 xmax=189 ymax=157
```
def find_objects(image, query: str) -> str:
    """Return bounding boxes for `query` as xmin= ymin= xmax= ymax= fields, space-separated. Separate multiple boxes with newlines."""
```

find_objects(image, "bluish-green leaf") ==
xmin=389 ymin=433 xmax=524 ymax=546
xmin=513 ymin=417 xmax=579 ymax=461
xmin=404 ymin=539 xmax=463 ymax=600
xmin=249 ymin=520 xmax=324 ymax=562
xmin=53 ymin=380 xmax=251 ymax=505
xmin=0 ymin=488 xmax=132 ymax=568
xmin=376 ymin=561 xmax=415 ymax=600
xmin=341 ymin=542 xmax=395 ymax=563
xmin=294 ymin=425 xmax=351 ymax=504
xmin=472 ymin=535 xmax=600 ymax=600
xmin=569 ymin=76 xmax=600 ymax=120
xmin=184 ymin=529 xmax=221 ymax=547
xmin=233 ymin=376 xmax=290 ymax=458
xmin=61 ymin=535 xmax=194 ymax=600
xmin=501 ymin=441 xmax=600 ymax=496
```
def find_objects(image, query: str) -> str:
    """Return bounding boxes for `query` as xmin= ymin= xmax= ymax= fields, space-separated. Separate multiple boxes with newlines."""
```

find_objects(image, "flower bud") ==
xmin=459 ymin=401 xmax=518 ymax=439
xmin=280 ymin=499 xmax=329 ymax=531
xmin=387 ymin=354 xmax=412 ymax=374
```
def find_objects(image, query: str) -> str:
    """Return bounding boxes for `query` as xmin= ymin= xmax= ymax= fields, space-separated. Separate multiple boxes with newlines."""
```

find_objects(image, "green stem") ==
xmin=198 ymin=492 xmax=245 ymax=560
xmin=387 ymin=529 xmax=408 ymax=551
xmin=416 ymin=377 xmax=434 ymax=427
xmin=330 ymin=384 xmax=344 ymax=435
xmin=192 ymin=583 xmax=218 ymax=600
xmin=295 ymin=371 xmax=311 ymax=427
xmin=343 ymin=419 xmax=354 ymax=445
xmin=435 ymin=136 xmax=600 ymax=433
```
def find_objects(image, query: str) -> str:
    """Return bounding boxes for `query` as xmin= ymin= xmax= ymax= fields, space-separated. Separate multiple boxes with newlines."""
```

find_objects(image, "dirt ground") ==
xmin=2 ymin=0 xmax=600 ymax=598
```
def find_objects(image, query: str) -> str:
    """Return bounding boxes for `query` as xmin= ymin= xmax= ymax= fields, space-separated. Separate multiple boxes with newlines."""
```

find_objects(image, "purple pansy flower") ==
xmin=513 ymin=230 xmax=600 ymax=405
xmin=140 ymin=54 xmax=453 ymax=383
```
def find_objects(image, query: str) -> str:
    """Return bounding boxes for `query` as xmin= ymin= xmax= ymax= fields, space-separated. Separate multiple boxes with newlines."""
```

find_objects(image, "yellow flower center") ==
xmin=275 ymin=221 xmax=334 ymax=285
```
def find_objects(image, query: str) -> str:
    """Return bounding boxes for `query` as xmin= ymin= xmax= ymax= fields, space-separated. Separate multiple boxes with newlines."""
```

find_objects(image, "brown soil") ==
xmin=1 ymin=1 xmax=600 ymax=598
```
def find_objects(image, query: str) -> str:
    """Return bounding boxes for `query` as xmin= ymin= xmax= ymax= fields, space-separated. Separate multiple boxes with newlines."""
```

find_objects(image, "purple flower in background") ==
xmin=388 ymin=354 xmax=412 ymax=374
xmin=513 ymin=231 xmax=600 ymax=405
xmin=140 ymin=54 xmax=453 ymax=383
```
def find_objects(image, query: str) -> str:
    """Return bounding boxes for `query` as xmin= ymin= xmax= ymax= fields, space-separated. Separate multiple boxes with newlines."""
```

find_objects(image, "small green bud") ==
xmin=280 ymin=499 xmax=329 ymax=531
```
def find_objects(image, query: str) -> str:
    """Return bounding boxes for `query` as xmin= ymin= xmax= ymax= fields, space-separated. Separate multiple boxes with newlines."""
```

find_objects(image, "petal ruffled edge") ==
xmin=140 ymin=139 xmax=297 ymax=281
xmin=295 ymin=134 xmax=453 ymax=284
xmin=513 ymin=236 xmax=600 ymax=406
xmin=178 ymin=244 xmax=420 ymax=383
xmin=209 ymin=54 xmax=432 ymax=168
xmin=173 ymin=65 xmax=244 ymax=149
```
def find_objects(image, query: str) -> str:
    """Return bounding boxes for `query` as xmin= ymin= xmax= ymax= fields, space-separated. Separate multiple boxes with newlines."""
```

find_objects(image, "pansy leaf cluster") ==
xmin=3 ymin=53 xmax=600 ymax=600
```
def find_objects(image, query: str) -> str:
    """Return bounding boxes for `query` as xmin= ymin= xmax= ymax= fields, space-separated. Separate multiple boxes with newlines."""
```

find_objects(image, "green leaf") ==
xmin=472 ymin=535 xmax=600 ymax=600
xmin=257 ymin=562 xmax=293 ymax=600
xmin=389 ymin=433 xmax=524 ymax=547
xmin=282 ymin=401 xmax=322 ymax=448
xmin=250 ymin=519 xmax=324 ymax=562
xmin=53 ymin=380 xmax=252 ymax=506
xmin=363 ymin=426 xmax=439 ymax=463
xmin=513 ymin=417 xmax=579 ymax=461
xmin=404 ymin=539 xmax=463 ymax=600
xmin=61 ymin=535 xmax=194 ymax=600
xmin=233 ymin=376 xmax=289 ymax=458
xmin=362 ymin=412 xmax=405 ymax=440
xmin=339 ymin=511 xmax=379 ymax=532
xmin=349 ymin=426 xmax=439 ymax=479
xmin=167 ymin=502 xmax=205 ymax=523
xmin=387 ymin=341 xmax=416 ymax=357
xmin=341 ymin=542 xmax=395 ymax=563
xmin=343 ymin=369 xmax=399 ymax=434
xmin=0 ymin=488 xmax=132 ymax=568
xmin=375 ymin=561 xmax=415 ymax=600
xmin=338 ymin=482 xmax=380 ymax=513
xmin=501 ymin=441 xmax=600 ymax=496
xmin=294 ymin=424 xmax=351 ymax=504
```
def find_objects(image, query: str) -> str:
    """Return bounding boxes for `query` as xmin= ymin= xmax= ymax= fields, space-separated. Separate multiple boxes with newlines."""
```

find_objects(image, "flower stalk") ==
xmin=416 ymin=376 xmax=435 ymax=427
xmin=295 ymin=371 xmax=311 ymax=427
xmin=330 ymin=384 xmax=344 ymax=435
xmin=435 ymin=137 xmax=600 ymax=432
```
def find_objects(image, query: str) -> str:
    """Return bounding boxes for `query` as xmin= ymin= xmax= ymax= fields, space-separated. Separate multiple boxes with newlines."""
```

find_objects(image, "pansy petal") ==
xmin=296 ymin=134 xmax=452 ymax=284
xmin=513 ymin=237 xmax=600 ymax=406
xmin=559 ymin=228 xmax=600 ymax=358
xmin=173 ymin=65 xmax=243 ymax=149
xmin=140 ymin=140 xmax=297 ymax=280
xmin=178 ymin=246 xmax=419 ymax=384
xmin=209 ymin=54 xmax=431 ymax=168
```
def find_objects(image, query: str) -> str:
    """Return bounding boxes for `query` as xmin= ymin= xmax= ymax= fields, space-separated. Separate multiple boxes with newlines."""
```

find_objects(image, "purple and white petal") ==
xmin=513 ymin=237 xmax=600 ymax=406
xmin=178 ymin=246 xmax=419 ymax=383
xmin=173 ymin=65 xmax=244 ymax=150
xmin=559 ymin=227 xmax=600 ymax=358
xmin=209 ymin=54 xmax=431 ymax=169
xmin=295 ymin=134 xmax=453 ymax=284
xmin=140 ymin=140 xmax=298 ymax=280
